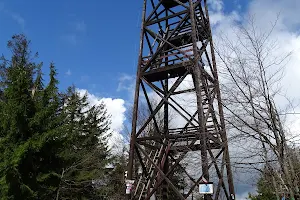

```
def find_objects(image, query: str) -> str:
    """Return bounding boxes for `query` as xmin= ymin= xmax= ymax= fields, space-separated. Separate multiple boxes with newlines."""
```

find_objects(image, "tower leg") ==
xmin=189 ymin=0 xmax=212 ymax=198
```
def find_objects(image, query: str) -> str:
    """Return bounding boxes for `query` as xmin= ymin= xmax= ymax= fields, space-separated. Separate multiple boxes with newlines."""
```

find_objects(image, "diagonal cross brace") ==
xmin=136 ymin=70 xmax=189 ymax=137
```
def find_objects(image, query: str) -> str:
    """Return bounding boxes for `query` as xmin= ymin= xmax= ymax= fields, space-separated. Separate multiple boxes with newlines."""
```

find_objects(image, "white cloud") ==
xmin=128 ymin=0 xmax=300 ymax=197
xmin=208 ymin=0 xmax=300 ymax=196
xmin=0 ymin=4 xmax=25 ymax=30
xmin=212 ymin=0 xmax=300 ymax=142
xmin=76 ymin=89 xmax=126 ymax=154
xmin=101 ymin=98 xmax=126 ymax=132
xmin=10 ymin=12 xmax=25 ymax=30
xmin=117 ymin=74 xmax=135 ymax=92
xmin=247 ymin=0 xmax=300 ymax=32
xmin=65 ymin=69 xmax=72 ymax=76
xmin=109 ymin=0 xmax=300 ymax=197
xmin=74 ymin=20 xmax=86 ymax=33
xmin=208 ymin=0 xmax=223 ymax=12
xmin=63 ymin=19 xmax=87 ymax=45
xmin=62 ymin=34 xmax=77 ymax=46
xmin=117 ymin=74 xmax=136 ymax=106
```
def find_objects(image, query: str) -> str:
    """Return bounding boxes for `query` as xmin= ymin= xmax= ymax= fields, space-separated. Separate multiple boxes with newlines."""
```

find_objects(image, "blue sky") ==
xmin=0 ymin=0 xmax=244 ymax=101
xmin=0 ymin=1 xmax=251 ymax=197
xmin=3 ymin=1 xmax=300 ymax=198
xmin=0 ymin=0 xmax=143 ymax=99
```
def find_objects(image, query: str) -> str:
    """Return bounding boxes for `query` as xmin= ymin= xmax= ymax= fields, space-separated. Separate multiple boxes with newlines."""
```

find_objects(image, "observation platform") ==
xmin=162 ymin=0 xmax=188 ymax=8
xmin=166 ymin=26 xmax=208 ymax=50
xmin=168 ymin=126 xmax=223 ymax=151
xmin=143 ymin=60 xmax=193 ymax=82
xmin=136 ymin=126 xmax=223 ymax=152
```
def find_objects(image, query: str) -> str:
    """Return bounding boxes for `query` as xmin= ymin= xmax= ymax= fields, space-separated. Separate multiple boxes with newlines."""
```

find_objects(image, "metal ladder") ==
xmin=134 ymin=139 xmax=168 ymax=200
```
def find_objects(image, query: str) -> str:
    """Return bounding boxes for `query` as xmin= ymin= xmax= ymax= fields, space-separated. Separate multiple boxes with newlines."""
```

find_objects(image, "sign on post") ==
xmin=199 ymin=183 xmax=214 ymax=194
xmin=199 ymin=177 xmax=214 ymax=194
xmin=125 ymin=179 xmax=135 ymax=194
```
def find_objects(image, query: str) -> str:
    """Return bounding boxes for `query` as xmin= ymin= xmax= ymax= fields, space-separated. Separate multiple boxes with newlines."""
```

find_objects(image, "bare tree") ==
xmin=214 ymin=16 xmax=300 ymax=198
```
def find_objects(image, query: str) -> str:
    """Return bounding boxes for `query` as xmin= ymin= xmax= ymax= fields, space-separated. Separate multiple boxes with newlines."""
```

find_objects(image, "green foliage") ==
xmin=248 ymin=148 xmax=300 ymax=200
xmin=103 ymin=148 xmax=127 ymax=199
xmin=0 ymin=34 xmax=116 ymax=200
xmin=57 ymin=87 xmax=112 ymax=199
xmin=247 ymin=174 xmax=277 ymax=200
xmin=0 ymin=34 xmax=71 ymax=199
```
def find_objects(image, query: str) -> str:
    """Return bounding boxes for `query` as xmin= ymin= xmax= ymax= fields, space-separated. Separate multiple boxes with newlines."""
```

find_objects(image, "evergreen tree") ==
xmin=104 ymin=147 xmax=127 ymax=200
xmin=248 ymin=177 xmax=277 ymax=200
xmin=0 ymin=34 xmax=118 ymax=200
xmin=0 ymin=34 xmax=65 ymax=199
xmin=56 ymin=87 xmax=112 ymax=199
xmin=247 ymin=171 xmax=277 ymax=200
